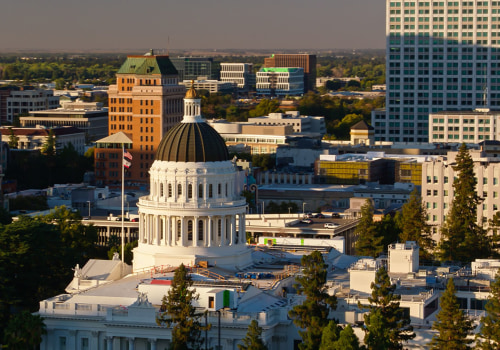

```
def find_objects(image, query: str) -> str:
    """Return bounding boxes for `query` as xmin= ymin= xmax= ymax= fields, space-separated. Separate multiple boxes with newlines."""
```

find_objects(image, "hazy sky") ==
xmin=1 ymin=0 xmax=385 ymax=51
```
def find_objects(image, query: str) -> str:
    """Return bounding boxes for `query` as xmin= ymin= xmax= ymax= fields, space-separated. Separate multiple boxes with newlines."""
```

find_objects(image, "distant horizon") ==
xmin=0 ymin=0 xmax=385 ymax=52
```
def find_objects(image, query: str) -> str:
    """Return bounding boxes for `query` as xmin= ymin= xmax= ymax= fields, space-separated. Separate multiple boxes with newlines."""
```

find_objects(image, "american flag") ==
xmin=124 ymin=150 xmax=133 ymax=160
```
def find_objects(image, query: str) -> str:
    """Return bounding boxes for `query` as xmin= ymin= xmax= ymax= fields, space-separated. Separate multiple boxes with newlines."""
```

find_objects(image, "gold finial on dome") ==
xmin=185 ymin=80 xmax=199 ymax=99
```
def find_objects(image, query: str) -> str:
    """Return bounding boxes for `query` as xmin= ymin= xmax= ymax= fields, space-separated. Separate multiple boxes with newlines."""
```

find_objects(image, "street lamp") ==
xmin=86 ymin=200 xmax=91 ymax=219
xmin=288 ymin=207 xmax=291 ymax=214
xmin=302 ymin=202 xmax=307 ymax=215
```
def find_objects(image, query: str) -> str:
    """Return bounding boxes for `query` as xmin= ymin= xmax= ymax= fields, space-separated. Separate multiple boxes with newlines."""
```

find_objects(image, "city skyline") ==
xmin=0 ymin=0 xmax=385 ymax=52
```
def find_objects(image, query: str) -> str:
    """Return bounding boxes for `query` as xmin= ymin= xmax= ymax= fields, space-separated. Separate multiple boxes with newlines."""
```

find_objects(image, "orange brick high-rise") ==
xmin=99 ymin=50 xmax=185 ymax=188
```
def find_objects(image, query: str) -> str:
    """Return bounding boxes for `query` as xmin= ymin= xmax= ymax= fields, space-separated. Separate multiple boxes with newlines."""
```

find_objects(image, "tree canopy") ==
xmin=238 ymin=319 xmax=268 ymax=350
xmin=362 ymin=266 xmax=415 ymax=349
xmin=289 ymin=251 xmax=337 ymax=350
xmin=354 ymin=199 xmax=384 ymax=258
xmin=156 ymin=264 xmax=207 ymax=350
xmin=429 ymin=278 xmax=473 ymax=349
xmin=476 ymin=270 xmax=500 ymax=349
xmin=438 ymin=143 xmax=491 ymax=262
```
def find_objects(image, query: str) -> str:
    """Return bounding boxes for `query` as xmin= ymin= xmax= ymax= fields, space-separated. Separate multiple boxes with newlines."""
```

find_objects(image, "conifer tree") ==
xmin=319 ymin=320 xmax=341 ymax=350
xmin=438 ymin=143 xmax=490 ymax=262
xmin=156 ymin=264 xmax=206 ymax=350
xmin=238 ymin=319 xmax=268 ymax=350
xmin=289 ymin=251 xmax=337 ymax=350
xmin=429 ymin=278 xmax=473 ymax=350
xmin=362 ymin=266 xmax=415 ymax=349
xmin=476 ymin=270 xmax=500 ymax=349
xmin=397 ymin=188 xmax=433 ymax=259
xmin=332 ymin=325 xmax=363 ymax=350
xmin=355 ymin=199 xmax=384 ymax=258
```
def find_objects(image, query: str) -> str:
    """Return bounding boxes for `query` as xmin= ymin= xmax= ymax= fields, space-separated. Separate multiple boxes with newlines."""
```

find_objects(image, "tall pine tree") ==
xmin=396 ymin=188 xmax=433 ymax=259
xmin=289 ymin=251 xmax=337 ymax=350
xmin=362 ymin=266 xmax=415 ymax=349
xmin=156 ymin=264 xmax=206 ymax=350
xmin=429 ymin=278 xmax=473 ymax=350
xmin=238 ymin=320 xmax=268 ymax=350
xmin=438 ymin=143 xmax=490 ymax=262
xmin=476 ymin=270 xmax=500 ymax=349
xmin=355 ymin=199 xmax=384 ymax=258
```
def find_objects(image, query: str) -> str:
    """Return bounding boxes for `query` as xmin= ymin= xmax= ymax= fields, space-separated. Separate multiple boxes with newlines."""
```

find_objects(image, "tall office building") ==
xmin=263 ymin=54 xmax=316 ymax=92
xmin=97 ymin=51 xmax=185 ymax=187
xmin=170 ymin=57 xmax=214 ymax=81
xmin=375 ymin=1 xmax=500 ymax=142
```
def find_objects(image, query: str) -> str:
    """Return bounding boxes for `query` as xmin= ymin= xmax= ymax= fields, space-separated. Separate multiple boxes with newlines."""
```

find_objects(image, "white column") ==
xmin=208 ymin=216 xmax=212 ymax=247
xmin=230 ymin=216 xmax=236 ymax=246
xmin=220 ymin=216 xmax=226 ymax=246
xmin=193 ymin=216 xmax=199 ymax=247
xmin=128 ymin=338 xmax=135 ymax=350
xmin=105 ymin=336 xmax=113 ymax=350
xmin=156 ymin=215 xmax=161 ymax=245
xmin=148 ymin=338 xmax=157 ymax=350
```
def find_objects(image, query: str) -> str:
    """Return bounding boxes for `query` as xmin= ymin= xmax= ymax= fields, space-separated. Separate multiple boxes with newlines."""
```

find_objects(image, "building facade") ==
xmin=7 ymin=87 xmax=60 ymax=123
xmin=180 ymin=79 xmax=235 ymax=94
xmin=220 ymin=63 xmax=255 ymax=92
xmin=421 ymin=147 xmax=500 ymax=242
xmin=263 ymin=54 xmax=316 ymax=92
xmin=103 ymin=51 xmax=185 ymax=187
xmin=429 ymin=109 xmax=500 ymax=144
xmin=376 ymin=1 xmax=500 ymax=143
xmin=256 ymin=68 xmax=304 ymax=96
xmin=170 ymin=57 xmax=214 ymax=81
xmin=21 ymin=100 xmax=108 ymax=142
xmin=0 ymin=126 xmax=86 ymax=154
xmin=248 ymin=111 xmax=326 ymax=135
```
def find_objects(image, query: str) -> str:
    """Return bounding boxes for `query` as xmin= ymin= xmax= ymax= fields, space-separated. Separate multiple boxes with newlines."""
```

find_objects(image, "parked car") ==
xmin=324 ymin=223 xmax=339 ymax=228
xmin=301 ymin=219 xmax=313 ymax=224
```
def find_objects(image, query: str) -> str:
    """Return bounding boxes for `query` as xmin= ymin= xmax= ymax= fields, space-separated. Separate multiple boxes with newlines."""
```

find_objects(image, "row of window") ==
xmin=160 ymin=182 xmax=229 ymax=199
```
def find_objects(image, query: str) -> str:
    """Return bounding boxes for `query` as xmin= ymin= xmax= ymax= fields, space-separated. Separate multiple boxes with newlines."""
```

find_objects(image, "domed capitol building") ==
xmin=133 ymin=83 xmax=252 ymax=271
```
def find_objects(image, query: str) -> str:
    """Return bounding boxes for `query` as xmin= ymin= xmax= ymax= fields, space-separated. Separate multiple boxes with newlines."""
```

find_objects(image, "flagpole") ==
xmin=121 ymin=144 xmax=125 ymax=264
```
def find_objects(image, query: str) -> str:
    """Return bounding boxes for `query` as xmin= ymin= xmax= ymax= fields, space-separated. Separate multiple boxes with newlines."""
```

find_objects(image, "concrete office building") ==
xmin=21 ymin=100 xmax=108 ymax=142
xmin=256 ymin=68 xmax=304 ymax=97
xmin=421 ymin=145 xmax=500 ymax=242
xmin=220 ymin=63 xmax=255 ymax=92
xmin=375 ymin=1 xmax=500 ymax=143
xmin=170 ymin=57 xmax=214 ymax=81
xmin=263 ymin=54 xmax=316 ymax=92
xmin=7 ymin=87 xmax=60 ymax=123
xmin=429 ymin=108 xmax=500 ymax=144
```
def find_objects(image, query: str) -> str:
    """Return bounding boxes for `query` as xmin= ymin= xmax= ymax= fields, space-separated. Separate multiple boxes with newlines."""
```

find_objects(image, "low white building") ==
xmin=0 ymin=126 xmax=86 ymax=154
xmin=248 ymin=111 xmax=326 ymax=135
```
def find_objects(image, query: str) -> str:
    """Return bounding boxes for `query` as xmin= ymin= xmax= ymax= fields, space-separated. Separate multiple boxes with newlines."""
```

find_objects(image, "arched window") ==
xmin=177 ymin=184 xmax=182 ymax=196
xmin=198 ymin=184 xmax=203 ymax=198
xmin=188 ymin=184 xmax=193 ymax=198
xmin=187 ymin=220 xmax=193 ymax=241
xmin=198 ymin=220 xmax=204 ymax=241
xmin=168 ymin=184 xmax=172 ymax=197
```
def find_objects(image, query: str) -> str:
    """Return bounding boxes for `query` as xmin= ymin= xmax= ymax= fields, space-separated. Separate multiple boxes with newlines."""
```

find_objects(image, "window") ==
xmin=59 ymin=337 xmax=67 ymax=350
xmin=209 ymin=184 xmax=213 ymax=198
xmin=177 ymin=184 xmax=182 ymax=196
xmin=218 ymin=183 xmax=221 ymax=195
xmin=187 ymin=221 xmax=193 ymax=240
xmin=199 ymin=184 xmax=203 ymax=198
xmin=160 ymin=183 xmax=164 ymax=197
xmin=188 ymin=184 xmax=193 ymax=198
xmin=168 ymin=184 xmax=172 ymax=197
xmin=198 ymin=220 xmax=204 ymax=240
